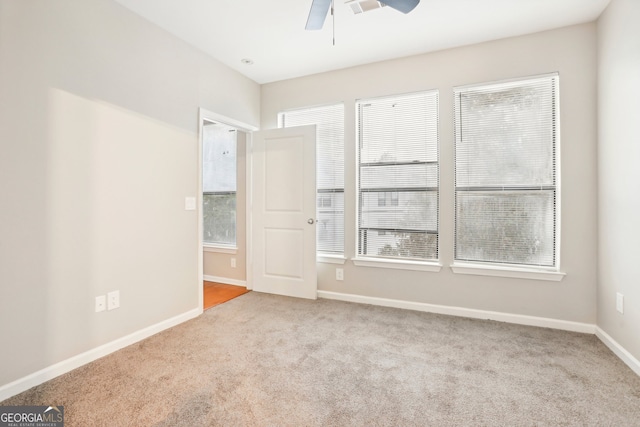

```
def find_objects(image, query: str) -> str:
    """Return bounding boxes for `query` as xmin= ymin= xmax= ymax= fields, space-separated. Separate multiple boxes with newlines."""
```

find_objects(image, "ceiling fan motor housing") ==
xmin=345 ymin=0 xmax=387 ymax=14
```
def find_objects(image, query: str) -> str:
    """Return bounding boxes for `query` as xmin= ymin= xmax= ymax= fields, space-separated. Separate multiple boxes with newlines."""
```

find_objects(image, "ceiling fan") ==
xmin=306 ymin=0 xmax=420 ymax=30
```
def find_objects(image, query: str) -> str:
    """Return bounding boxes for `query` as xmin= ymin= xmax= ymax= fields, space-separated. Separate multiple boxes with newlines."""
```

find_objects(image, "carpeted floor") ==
xmin=2 ymin=292 xmax=640 ymax=426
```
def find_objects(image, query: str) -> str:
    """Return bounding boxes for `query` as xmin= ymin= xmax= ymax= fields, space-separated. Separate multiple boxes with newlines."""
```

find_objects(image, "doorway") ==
xmin=197 ymin=110 xmax=319 ymax=311
xmin=198 ymin=109 xmax=257 ymax=312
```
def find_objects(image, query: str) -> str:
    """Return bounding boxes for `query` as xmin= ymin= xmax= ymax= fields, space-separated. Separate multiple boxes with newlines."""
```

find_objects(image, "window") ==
xmin=279 ymin=104 xmax=344 ymax=255
xmin=454 ymin=74 xmax=559 ymax=268
xmin=202 ymin=121 xmax=237 ymax=246
xmin=357 ymin=91 xmax=439 ymax=261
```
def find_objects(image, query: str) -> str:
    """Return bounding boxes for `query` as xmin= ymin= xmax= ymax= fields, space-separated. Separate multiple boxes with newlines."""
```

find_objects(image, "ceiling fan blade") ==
xmin=306 ymin=0 xmax=332 ymax=30
xmin=380 ymin=0 xmax=420 ymax=14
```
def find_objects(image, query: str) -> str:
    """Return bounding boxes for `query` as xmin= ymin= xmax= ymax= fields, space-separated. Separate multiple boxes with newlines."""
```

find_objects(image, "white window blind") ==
xmin=279 ymin=104 xmax=344 ymax=255
xmin=454 ymin=74 xmax=559 ymax=267
xmin=357 ymin=91 xmax=439 ymax=261
xmin=202 ymin=122 xmax=237 ymax=246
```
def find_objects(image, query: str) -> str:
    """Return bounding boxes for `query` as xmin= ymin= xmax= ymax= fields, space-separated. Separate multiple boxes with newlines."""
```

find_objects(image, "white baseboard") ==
xmin=317 ymin=290 xmax=596 ymax=334
xmin=203 ymin=275 xmax=246 ymax=287
xmin=595 ymin=327 xmax=640 ymax=376
xmin=0 ymin=308 xmax=200 ymax=402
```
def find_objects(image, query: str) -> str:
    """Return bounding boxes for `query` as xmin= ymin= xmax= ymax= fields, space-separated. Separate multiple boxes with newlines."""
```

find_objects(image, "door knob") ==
xmin=307 ymin=218 xmax=315 ymax=224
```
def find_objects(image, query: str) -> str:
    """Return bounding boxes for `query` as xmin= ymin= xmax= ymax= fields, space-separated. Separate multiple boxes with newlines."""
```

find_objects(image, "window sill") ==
xmin=352 ymin=257 xmax=442 ymax=272
xmin=203 ymin=245 xmax=237 ymax=254
xmin=450 ymin=262 xmax=565 ymax=282
xmin=317 ymin=254 xmax=346 ymax=265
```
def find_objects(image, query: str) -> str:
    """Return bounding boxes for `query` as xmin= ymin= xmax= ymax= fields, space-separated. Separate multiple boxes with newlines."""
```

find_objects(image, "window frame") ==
xmin=202 ymin=120 xmax=238 ymax=250
xmin=353 ymin=90 xmax=441 ymax=270
xmin=451 ymin=73 xmax=564 ymax=280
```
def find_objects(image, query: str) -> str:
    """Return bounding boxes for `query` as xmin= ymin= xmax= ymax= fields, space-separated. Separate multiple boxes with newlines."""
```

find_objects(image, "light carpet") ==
xmin=2 ymin=292 xmax=640 ymax=426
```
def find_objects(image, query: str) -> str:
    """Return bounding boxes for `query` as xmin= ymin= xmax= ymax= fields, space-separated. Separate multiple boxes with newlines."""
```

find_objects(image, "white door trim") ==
xmin=197 ymin=108 xmax=257 ymax=312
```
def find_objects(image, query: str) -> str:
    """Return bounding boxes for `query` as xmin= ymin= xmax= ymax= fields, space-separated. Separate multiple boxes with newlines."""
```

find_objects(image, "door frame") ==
xmin=197 ymin=108 xmax=258 ymax=313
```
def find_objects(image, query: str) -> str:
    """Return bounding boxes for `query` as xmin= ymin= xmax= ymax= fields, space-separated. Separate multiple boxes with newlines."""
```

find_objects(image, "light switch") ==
xmin=616 ymin=293 xmax=624 ymax=314
xmin=184 ymin=197 xmax=196 ymax=211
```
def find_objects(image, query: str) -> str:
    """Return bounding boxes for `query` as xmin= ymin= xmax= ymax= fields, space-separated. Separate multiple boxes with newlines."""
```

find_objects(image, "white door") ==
xmin=251 ymin=125 xmax=317 ymax=299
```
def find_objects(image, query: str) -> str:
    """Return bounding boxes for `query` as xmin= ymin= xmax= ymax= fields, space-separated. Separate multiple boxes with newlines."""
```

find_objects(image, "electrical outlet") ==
xmin=95 ymin=295 xmax=106 ymax=313
xmin=336 ymin=268 xmax=344 ymax=281
xmin=616 ymin=292 xmax=624 ymax=314
xmin=231 ymin=258 xmax=236 ymax=268
xmin=107 ymin=290 xmax=120 ymax=311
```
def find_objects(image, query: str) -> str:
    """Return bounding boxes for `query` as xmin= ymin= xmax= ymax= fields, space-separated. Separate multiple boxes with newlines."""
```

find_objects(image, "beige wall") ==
xmin=262 ymin=23 xmax=598 ymax=323
xmin=203 ymin=132 xmax=248 ymax=283
xmin=597 ymin=0 xmax=640 ymax=361
xmin=0 ymin=0 xmax=259 ymax=388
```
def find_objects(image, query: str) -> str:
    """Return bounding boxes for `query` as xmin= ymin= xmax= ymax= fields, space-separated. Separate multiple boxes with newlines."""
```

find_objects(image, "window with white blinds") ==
xmin=357 ymin=91 xmax=439 ymax=261
xmin=454 ymin=74 xmax=559 ymax=268
xmin=279 ymin=104 xmax=344 ymax=255
xmin=202 ymin=122 xmax=237 ymax=246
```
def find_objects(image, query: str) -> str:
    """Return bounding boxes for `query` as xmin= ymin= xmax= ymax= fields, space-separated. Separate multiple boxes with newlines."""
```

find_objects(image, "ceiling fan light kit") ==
xmin=346 ymin=0 xmax=386 ymax=15
xmin=306 ymin=0 xmax=420 ymax=30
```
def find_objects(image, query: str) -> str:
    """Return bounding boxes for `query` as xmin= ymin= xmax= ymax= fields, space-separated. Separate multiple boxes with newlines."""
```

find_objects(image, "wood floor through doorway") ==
xmin=203 ymin=281 xmax=250 ymax=310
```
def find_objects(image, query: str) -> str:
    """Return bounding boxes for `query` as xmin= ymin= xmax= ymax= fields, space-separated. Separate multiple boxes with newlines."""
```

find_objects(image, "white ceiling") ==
xmin=112 ymin=0 xmax=610 ymax=84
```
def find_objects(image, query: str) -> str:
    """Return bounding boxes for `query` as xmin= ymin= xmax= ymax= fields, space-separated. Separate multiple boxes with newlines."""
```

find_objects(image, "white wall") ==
xmin=0 ymin=0 xmax=259 ymax=389
xmin=262 ymin=24 xmax=598 ymax=324
xmin=597 ymin=0 xmax=640 ymax=362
